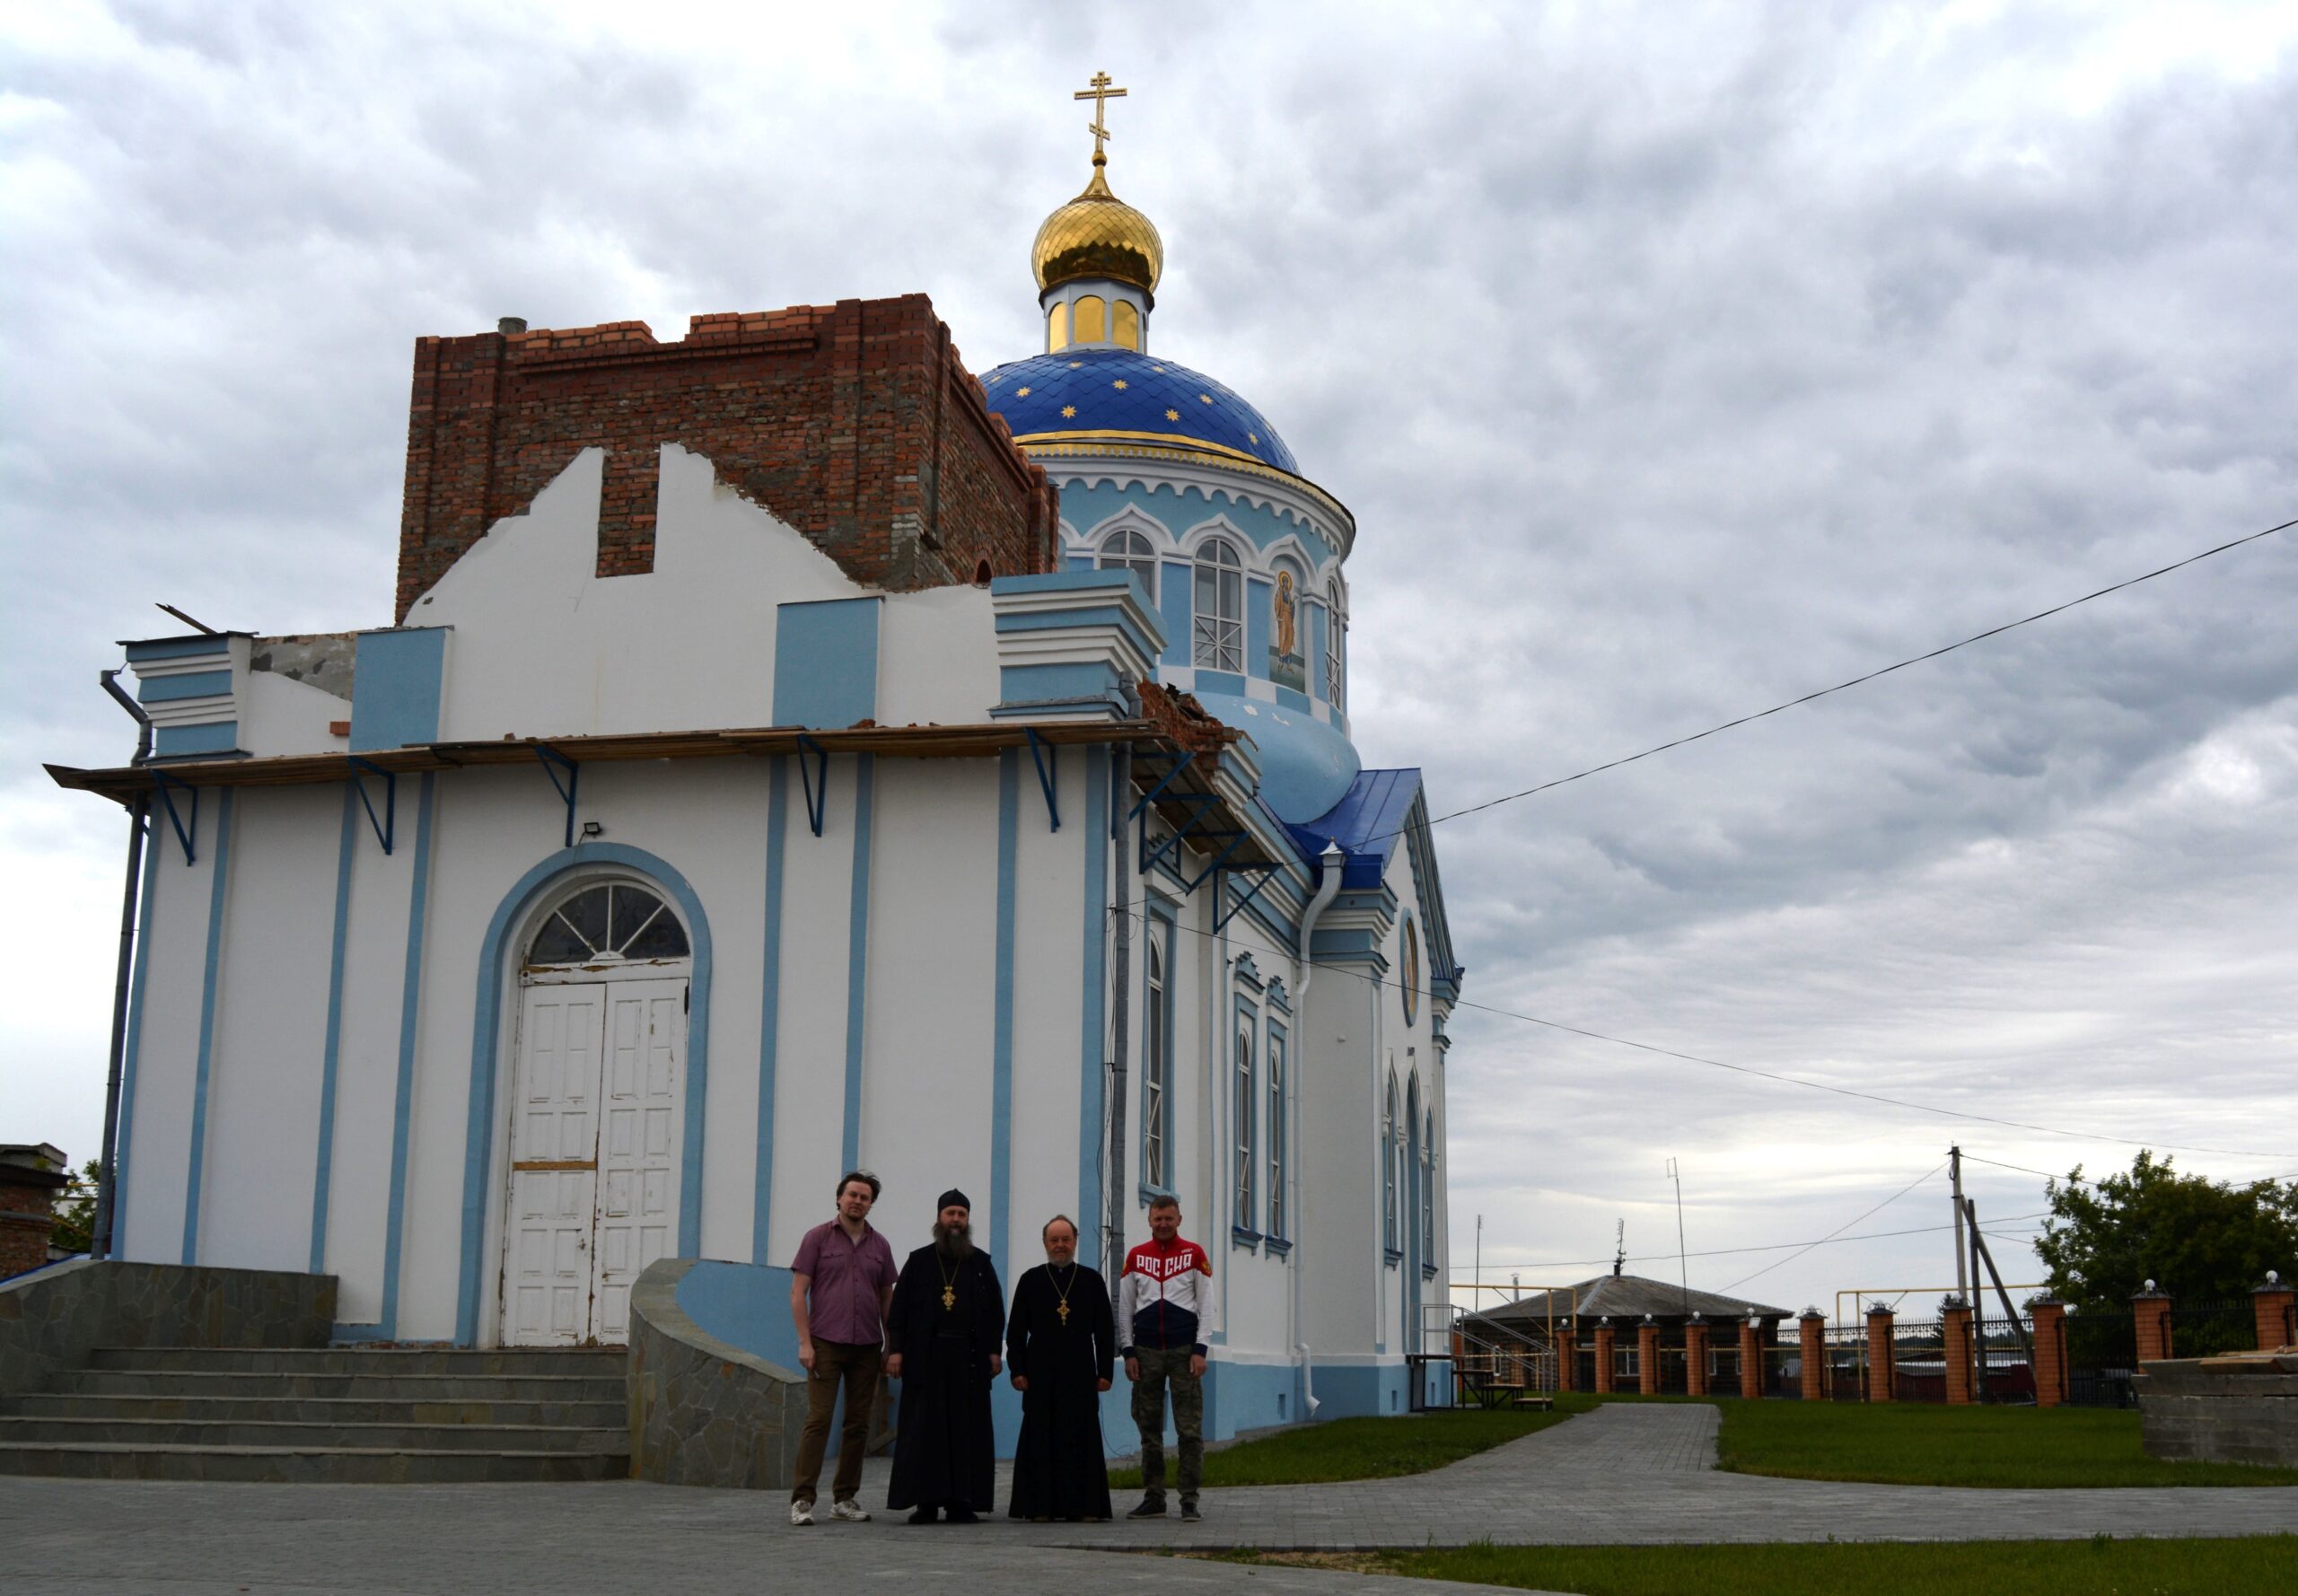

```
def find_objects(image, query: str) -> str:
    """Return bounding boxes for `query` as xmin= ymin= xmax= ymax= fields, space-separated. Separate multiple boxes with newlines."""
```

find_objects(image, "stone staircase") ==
xmin=0 ymin=1346 xmax=628 ymax=1482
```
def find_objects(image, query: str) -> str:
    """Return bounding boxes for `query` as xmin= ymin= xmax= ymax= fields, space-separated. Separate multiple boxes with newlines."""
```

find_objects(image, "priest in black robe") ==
xmin=884 ymin=1189 xmax=1003 ymax=1523
xmin=1005 ymin=1213 xmax=1115 ymax=1521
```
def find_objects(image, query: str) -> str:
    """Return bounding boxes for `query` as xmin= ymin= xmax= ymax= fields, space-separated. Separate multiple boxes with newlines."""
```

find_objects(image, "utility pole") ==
xmin=1667 ymin=1157 xmax=1690 ymax=1315
xmin=1949 ymin=1145 xmax=1970 ymax=1311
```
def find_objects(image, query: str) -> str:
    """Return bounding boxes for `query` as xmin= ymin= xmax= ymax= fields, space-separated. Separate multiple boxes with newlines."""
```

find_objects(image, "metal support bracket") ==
xmin=346 ymin=757 xmax=397 ymax=855
xmin=1214 ymin=865 xmax=1285 ymax=934
xmin=533 ymin=743 xmax=579 ymax=850
xmin=1022 ymin=728 xmax=1061 ymax=832
xmin=1139 ymin=793 xmax=1220 ymax=878
xmin=152 ymin=771 xmax=198 ymax=865
xmin=796 ymin=734 xmax=830 ymax=837
xmin=1127 ymin=750 xmax=1195 ymax=822
xmin=1182 ymin=829 xmax=1250 ymax=894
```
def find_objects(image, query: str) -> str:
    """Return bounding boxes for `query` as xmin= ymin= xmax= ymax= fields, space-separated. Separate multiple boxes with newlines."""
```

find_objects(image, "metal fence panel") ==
xmin=2169 ymin=1299 xmax=2258 ymax=1360
xmin=2062 ymin=1310 xmax=2137 ymax=1407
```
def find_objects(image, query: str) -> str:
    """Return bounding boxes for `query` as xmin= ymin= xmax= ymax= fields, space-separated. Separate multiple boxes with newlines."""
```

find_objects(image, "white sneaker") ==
xmin=829 ymin=1499 xmax=873 ymax=1522
xmin=790 ymin=1499 xmax=815 ymax=1526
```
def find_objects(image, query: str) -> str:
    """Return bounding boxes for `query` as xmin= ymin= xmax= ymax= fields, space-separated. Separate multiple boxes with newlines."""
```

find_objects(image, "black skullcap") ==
xmin=937 ymin=1189 xmax=971 ymax=1213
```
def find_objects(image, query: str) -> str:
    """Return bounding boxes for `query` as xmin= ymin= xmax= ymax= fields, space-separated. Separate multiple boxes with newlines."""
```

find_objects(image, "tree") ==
xmin=2035 ymin=1150 xmax=2298 ymax=1319
xmin=48 ymin=1158 xmax=99 ymax=1256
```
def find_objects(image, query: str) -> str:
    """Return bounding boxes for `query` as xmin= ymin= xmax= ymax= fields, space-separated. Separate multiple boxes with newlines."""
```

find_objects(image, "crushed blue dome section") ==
xmin=1191 ymin=689 xmax=1359 ymax=822
xmin=979 ymin=348 xmax=1300 ymax=475
xmin=1288 ymin=767 xmax=1422 ymax=889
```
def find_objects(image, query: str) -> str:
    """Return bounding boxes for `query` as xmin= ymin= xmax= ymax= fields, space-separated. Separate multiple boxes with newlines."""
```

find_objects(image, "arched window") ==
xmin=1047 ymin=301 xmax=1070 ymax=354
xmin=1325 ymin=577 xmax=1346 ymax=709
xmin=1098 ymin=528 xmax=1157 ymax=602
xmin=1193 ymin=538 xmax=1243 ymax=672
xmin=1143 ymin=929 xmax=1168 ymax=1189
xmin=528 ymin=881 xmax=689 ymax=964
xmin=1074 ymin=295 xmax=1107 ymax=345
xmin=1113 ymin=300 xmax=1141 ymax=350
xmin=1400 ymin=917 xmax=1421 ymax=1027
xmin=1422 ymin=1111 xmax=1436 ymax=1260
xmin=1234 ymin=1024 xmax=1256 ymax=1230
xmin=1381 ymin=1074 xmax=1399 ymax=1252
xmin=1267 ymin=1027 xmax=1286 ymax=1241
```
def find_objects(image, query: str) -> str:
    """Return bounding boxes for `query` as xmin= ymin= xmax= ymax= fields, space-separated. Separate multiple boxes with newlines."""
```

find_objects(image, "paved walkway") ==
xmin=7 ymin=1405 xmax=2296 ymax=1596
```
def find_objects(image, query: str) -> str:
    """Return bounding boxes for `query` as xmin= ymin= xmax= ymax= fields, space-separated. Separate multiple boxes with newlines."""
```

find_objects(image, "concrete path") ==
xmin=7 ymin=1403 xmax=2295 ymax=1596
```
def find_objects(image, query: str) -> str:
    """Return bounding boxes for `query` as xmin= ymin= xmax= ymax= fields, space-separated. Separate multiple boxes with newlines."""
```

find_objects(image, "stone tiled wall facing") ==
xmin=627 ymin=1257 xmax=807 ymax=1490
xmin=396 ymin=297 xmax=1059 ymax=620
xmin=0 ymin=1259 xmax=335 ymax=1398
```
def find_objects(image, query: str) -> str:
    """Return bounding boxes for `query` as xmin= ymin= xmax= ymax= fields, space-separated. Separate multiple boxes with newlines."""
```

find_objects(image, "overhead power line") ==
xmin=1959 ymin=1151 xmax=2298 ymax=1187
xmin=1720 ymin=1160 xmax=1946 ymax=1293
xmin=1469 ymin=1208 xmax=2052 ymax=1275
xmin=1114 ymin=901 xmax=2288 ymax=1161
xmin=1365 ymin=513 xmax=2298 ymax=846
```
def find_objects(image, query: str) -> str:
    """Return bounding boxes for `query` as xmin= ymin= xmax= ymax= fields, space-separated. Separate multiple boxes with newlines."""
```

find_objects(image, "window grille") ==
xmin=1324 ymin=578 xmax=1346 ymax=708
xmin=1266 ymin=1030 xmax=1286 ymax=1239
xmin=1194 ymin=539 xmax=1243 ymax=672
xmin=1098 ymin=529 xmax=1157 ymax=602
xmin=1234 ymin=1028 xmax=1255 ymax=1227
xmin=1143 ymin=931 xmax=1167 ymax=1188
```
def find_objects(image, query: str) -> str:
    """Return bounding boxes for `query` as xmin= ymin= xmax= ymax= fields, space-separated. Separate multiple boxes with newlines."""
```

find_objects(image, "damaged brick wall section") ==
xmin=394 ymin=294 xmax=1059 ymax=620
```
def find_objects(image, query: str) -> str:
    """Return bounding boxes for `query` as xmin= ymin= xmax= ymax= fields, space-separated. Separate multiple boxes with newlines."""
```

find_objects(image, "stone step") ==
xmin=0 ymin=1391 xmax=626 ymax=1427
xmin=57 ymin=1369 xmax=626 ymax=1402
xmin=0 ymin=1441 xmax=627 ymax=1484
xmin=0 ymin=1415 xmax=626 ymax=1452
xmin=86 ymin=1346 xmax=625 ymax=1378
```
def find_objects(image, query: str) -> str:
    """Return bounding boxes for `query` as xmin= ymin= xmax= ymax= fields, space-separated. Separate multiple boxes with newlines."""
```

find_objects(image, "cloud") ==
xmin=4 ymin=0 xmax=2294 ymax=1315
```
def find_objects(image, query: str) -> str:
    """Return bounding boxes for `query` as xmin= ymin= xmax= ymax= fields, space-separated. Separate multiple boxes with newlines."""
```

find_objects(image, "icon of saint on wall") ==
xmin=1274 ymin=569 xmax=1297 ymax=657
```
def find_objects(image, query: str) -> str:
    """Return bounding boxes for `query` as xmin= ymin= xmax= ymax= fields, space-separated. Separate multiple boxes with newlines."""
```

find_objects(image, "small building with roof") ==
xmin=1460 ymin=1274 xmax=1794 ymax=1399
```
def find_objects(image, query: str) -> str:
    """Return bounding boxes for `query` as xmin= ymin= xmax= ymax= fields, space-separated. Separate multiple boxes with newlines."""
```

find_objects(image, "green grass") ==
xmin=1707 ymin=1398 xmax=2298 ymax=1488
xmin=1259 ymin=1536 xmax=2298 ymax=1594
xmin=1107 ymin=1394 xmax=1599 ymax=1488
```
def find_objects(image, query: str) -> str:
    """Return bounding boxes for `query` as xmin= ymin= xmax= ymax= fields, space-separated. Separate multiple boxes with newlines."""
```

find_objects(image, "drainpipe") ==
xmin=1289 ymin=840 xmax=1343 ymax=1418
xmin=92 ymin=670 xmax=153 ymax=1260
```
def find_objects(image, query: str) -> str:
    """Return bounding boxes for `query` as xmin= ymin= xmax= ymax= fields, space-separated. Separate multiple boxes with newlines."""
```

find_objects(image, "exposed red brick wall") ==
xmin=0 ymin=1183 xmax=56 ymax=1276
xmin=395 ymin=296 xmax=1058 ymax=620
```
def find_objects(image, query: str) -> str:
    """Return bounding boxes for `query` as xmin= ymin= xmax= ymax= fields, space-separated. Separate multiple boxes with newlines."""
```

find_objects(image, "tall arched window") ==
xmin=1421 ymin=1111 xmax=1436 ymax=1260
xmin=1113 ymin=300 xmax=1141 ymax=350
xmin=1143 ymin=929 xmax=1168 ymax=1189
xmin=1193 ymin=538 xmax=1243 ymax=672
xmin=1234 ymin=1024 xmax=1256 ymax=1230
xmin=1098 ymin=528 xmax=1157 ymax=602
xmin=528 ymin=881 xmax=689 ymax=964
xmin=1047 ymin=301 xmax=1070 ymax=353
xmin=1266 ymin=1027 xmax=1286 ymax=1241
xmin=1325 ymin=577 xmax=1346 ymax=708
xmin=1074 ymin=295 xmax=1107 ymax=345
xmin=1381 ymin=1074 xmax=1399 ymax=1252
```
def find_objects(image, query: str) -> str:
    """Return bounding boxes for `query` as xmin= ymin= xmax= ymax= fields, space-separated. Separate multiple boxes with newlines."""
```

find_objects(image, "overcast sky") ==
xmin=6 ymin=1 xmax=2294 ymax=1320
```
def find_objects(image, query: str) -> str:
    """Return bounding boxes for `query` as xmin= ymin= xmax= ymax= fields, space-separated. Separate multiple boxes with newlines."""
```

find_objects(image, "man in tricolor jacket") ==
xmin=1117 ymin=1195 xmax=1215 ymax=1521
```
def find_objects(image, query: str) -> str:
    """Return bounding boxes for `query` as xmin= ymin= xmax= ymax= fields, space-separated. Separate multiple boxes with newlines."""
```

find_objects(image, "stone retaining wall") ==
xmin=627 ymin=1257 xmax=807 ymax=1489
xmin=0 ymin=1259 xmax=335 ymax=1397
xmin=2136 ymin=1354 xmax=2298 ymax=1468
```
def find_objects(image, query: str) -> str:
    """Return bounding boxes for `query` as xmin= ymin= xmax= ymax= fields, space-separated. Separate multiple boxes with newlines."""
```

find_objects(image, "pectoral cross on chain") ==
xmin=1057 ymin=1301 xmax=1071 ymax=1325
xmin=941 ymin=1285 xmax=956 ymax=1311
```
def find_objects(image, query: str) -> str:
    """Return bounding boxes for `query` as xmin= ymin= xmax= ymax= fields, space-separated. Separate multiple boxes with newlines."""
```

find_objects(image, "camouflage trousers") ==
xmin=1129 ymin=1345 xmax=1204 ymax=1502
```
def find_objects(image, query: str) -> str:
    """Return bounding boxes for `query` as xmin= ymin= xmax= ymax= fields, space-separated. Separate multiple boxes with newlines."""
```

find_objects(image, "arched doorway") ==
xmin=500 ymin=877 xmax=691 ymax=1346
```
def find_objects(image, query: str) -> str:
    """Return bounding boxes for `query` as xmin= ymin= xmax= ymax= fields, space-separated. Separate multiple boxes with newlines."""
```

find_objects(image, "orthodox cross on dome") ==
xmin=1074 ymin=70 xmax=1127 ymax=162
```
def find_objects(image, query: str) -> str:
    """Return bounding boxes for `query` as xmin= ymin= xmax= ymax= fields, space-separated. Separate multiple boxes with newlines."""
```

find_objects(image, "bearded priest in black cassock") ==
xmin=885 ymin=1190 xmax=1003 ymax=1524
xmin=1004 ymin=1213 xmax=1115 ymax=1521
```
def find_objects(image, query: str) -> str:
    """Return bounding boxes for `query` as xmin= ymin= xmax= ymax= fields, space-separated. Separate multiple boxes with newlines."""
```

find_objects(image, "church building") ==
xmin=51 ymin=83 xmax=1463 ymax=1445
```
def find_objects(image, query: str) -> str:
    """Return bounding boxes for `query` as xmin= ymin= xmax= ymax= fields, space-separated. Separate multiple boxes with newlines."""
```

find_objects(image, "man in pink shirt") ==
xmin=788 ymin=1170 xmax=899 ymax=1526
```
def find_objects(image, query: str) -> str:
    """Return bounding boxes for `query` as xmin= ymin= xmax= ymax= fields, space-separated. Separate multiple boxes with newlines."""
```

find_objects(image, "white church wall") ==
xmin=116 ymin=805 xmax=227 ymax=1264
xmin=762 ymin=755 xmax=866 ymax=1266
xmin=239 ymin=669 xmax=352 ymax=759
xmin=855 ymin=759 xmax=1000 ymax=1252
xmin=320 ymin=788 xmax=422 ymax=1326
xmin=878 ymin=583 xmax=1000 ymax=731
xmin=196 ymin=784 xmax=337 ymax=1273
xmin=1004 ymin=751 xmax=1092 ymax=1273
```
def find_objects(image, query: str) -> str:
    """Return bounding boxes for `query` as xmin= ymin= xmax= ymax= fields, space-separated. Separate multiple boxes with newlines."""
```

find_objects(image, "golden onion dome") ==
xmin=1031 ymin=154 xmax=1163 ymax=300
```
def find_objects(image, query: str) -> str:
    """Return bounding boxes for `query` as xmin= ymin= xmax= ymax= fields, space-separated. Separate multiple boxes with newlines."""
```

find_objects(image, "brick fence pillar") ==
xmin=1864 ymin=1304 xmax=1896 ymax=1402
xmin=1557 ymin=1320 xmax=1577 ymax=1392
xmin=2030 ymin=1296 xmax=2068 ymax=1407
xmin=1942 ymin=1297 xmax=1976 ymax=1405
xmin=1593 ymin=1320 xmax=1616 ymax=1394
xmin=1799 ymin=1310 xmax=1827 ymax=1401
xmin=1740 ymin=1317 xmax=1765 ymax=1399
xmin=2256 ymin=1274 xmax=2294 ymax=1352
xmin=1638 ymin=1318 xmax=1660 ymax=1396
xmin=1684 ymin=1315 xmax=1709 ymax=1397
xmin=2132 ymin=1283 xmax=2173 ymax=1364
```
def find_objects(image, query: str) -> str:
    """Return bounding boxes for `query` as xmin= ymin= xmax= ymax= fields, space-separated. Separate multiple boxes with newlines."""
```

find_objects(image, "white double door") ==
xmin=503 ymin=975 xmax=686 ymax=1346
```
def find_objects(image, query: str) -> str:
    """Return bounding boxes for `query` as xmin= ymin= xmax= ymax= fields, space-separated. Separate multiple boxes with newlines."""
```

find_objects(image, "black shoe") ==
xmin=946 ymin=1505 xmax=979 ymax=1524
xmin=908 ymin=1505 xmax=940 ymax=1525
xmin=1127 ymin=1497 xmax=1167 ymax=1519
xmin=1180 ymin=1500 xmax=1202 ymax=1522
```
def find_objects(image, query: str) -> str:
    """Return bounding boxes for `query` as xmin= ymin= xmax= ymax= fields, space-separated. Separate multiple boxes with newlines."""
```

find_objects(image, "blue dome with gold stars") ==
xmin=978 ymin=348 xmax=1300 ymax=476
